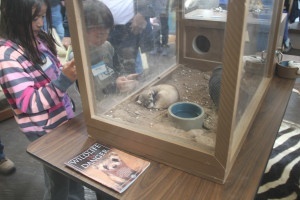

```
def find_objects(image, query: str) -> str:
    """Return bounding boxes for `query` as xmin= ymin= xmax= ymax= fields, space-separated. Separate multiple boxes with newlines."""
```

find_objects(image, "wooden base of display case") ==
xmin=86 ymin=76 xmax=293 ymax=183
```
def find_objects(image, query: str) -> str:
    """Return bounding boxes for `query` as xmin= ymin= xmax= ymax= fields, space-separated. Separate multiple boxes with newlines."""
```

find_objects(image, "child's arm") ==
xmin=0 ymin=53 xmax=76 ymax=114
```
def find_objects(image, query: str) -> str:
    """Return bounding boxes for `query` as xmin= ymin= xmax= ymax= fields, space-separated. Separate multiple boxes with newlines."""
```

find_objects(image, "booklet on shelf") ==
xmin=65 ymin=143 xmax=150 ymax=193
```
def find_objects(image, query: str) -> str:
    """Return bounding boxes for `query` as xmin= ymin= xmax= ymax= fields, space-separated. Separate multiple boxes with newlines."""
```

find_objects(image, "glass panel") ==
xmin=83 ymin=2 xmax=176 ymax=117
xmin=234 ymin=0 xmax=275 ymax=131
xmin=184 ymin=0 xmax=220 ymax=12
xmin=80 ymin=0 xmax=175 ymax=112
xmin=184 ymin=0 xmax=227 ymax=21
xmin=79 ymin=0 xmax=231 ymax=151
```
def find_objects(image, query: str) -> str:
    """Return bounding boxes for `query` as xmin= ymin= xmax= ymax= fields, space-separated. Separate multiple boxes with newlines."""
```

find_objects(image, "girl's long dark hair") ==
xmin=0 ymin=0 xmax=57 ymax=65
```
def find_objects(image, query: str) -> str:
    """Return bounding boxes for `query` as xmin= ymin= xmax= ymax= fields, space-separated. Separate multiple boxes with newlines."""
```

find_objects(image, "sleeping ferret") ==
xmin=136 ymin=84 xmax=179 ymax=109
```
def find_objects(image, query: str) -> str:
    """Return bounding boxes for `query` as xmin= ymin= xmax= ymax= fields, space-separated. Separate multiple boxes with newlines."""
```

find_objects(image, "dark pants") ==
xmin=43 ymin=165 xmax=85 ymax=200
xmin=109 ymin=19 xmax=153 ymax=74
xmin=0 ymin=139 xmax=4 ymax=160
xmin=96 ymin=192 xmax=117 ymax=200
xmin=153 ymin=14 xmax=169 ymax=47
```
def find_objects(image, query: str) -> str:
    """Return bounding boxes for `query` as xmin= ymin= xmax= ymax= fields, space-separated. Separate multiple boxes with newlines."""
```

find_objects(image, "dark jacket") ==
xmin=135 ymin=0 xmax=156 ymax=18
xmin=284 ymin=0 xmax=299 ymax=23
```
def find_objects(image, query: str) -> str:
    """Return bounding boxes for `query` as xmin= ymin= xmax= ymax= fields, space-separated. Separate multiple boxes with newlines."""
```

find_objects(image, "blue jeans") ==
xmin=25 ymin=133 xmax=90 ymax=200
xmin=0 ymin=139 xmax=5 ymax=160
xmin=43 ymin=165 xmax=85 ymax=200
xmin=109 ymin=18 xmax=153 ymax=74
xmin=46 ymin=4 xmax=65 ymax=40
xmin=283 ymin=10 xmax=289 ymax=43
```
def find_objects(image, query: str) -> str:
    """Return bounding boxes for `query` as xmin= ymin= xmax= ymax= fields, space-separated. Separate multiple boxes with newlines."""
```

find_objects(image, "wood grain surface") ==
xmin=27 ymin=75 xmax=295 ymax=200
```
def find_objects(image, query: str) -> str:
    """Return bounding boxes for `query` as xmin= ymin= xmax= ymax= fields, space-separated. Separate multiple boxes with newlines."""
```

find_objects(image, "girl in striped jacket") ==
xmin=0 ymin=0 xmax=85 ymax=199
xmin=0 ymin=0 xmax=77 ymax=141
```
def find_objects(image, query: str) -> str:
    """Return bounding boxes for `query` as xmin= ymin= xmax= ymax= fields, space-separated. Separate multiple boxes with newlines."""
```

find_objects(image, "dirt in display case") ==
xmin=100 ymin=65 xmax=218 ymax=152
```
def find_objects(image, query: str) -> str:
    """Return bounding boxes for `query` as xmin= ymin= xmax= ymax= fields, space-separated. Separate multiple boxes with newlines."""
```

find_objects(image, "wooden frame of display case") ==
xmin=65 ymin=0 xmax=284 ymax=183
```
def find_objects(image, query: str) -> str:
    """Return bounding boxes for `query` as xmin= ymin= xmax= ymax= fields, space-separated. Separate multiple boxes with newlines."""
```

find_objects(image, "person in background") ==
xmin=150 ymin=0 xmax=170 ymax=56
xmin=0 ymin=0 xmax=84 ymax=199
xmin=61 ymin=0 xmax=71 ymax=49
xmin=282 ymin=0 xmax=299 ymax=53
xmin=0 ymin=0 xmax=15 ymax=177
xmin=0 ymin=139 xmax=15 ymax=175
xmin=48 ymin=0 xmax=65 ymax=40
xmin=65 ymin=2 xmax=139 ymax=199
xmin=219 ymin=0 xmax=228 ymax=9
xmin=101 ymin=0 xmax=155 ymax=74
xmin=68 ymin=0 xmax=139 ymax=100
xmin=62 ymin=0 xmax=156 ymax=74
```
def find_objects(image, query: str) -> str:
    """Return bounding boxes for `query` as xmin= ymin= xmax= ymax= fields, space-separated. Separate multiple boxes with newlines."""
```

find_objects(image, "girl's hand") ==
xmin=62 ymin=59 xmax=77 ymax=82
xmin=126 ymin=73 xmax=139 ymax=80
xmin=116 ymin=74 xmax=139 ymax=93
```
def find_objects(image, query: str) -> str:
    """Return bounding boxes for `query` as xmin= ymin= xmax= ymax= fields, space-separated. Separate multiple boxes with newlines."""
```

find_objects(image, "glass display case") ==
xmin=65 ymin=0 xmax=285 ymax=183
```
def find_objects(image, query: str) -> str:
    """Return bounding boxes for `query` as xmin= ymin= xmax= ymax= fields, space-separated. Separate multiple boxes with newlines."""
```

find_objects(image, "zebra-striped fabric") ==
xmin=255 ymin=120 xmax=300 ymax=200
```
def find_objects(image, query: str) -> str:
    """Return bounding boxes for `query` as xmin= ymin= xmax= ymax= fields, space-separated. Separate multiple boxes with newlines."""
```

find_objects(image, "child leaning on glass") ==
xmin=68 ymin=0 xmax=139 ymax=100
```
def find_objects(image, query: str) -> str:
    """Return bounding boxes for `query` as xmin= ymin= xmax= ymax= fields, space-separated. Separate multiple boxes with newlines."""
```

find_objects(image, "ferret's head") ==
xmin=96 ymin=152 xmax=121 ymax=171
xmin=136 ymin=90 xmax=155 ymax=108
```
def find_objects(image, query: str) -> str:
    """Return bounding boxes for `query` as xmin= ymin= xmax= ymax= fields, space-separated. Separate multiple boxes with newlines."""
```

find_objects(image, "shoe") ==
xmin=282 ymin=38 xmax=292 ymax=53
xmin=0 ymin=158 xmax=16 ymax=175
xmin=161 ymin=45 xmax=169 ymax=56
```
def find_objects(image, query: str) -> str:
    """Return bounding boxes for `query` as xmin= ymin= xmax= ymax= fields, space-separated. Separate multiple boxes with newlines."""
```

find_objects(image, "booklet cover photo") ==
xmin=65 ymin=143 xmax=150 ymax=193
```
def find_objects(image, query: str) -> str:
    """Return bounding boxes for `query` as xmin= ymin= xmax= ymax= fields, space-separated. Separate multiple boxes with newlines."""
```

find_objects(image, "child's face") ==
xmin=31 ymin=3 xmax=47 ymax=39
xmin=87 ymin=27 xmax=110 ymax=47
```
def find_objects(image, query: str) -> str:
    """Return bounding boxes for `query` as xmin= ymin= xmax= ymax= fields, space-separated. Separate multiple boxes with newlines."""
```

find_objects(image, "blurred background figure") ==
xmin=219 ymin=0 xmax=228 ymax=9
xmin=150 ymin=0 xmax=170 ymax=56
xmin=101 ymin=0 xmax=155 ymax=74
xmin=282 ymin=0 xmax=299 ymax=53
xmin=47 ymin=0 xmax=65 ymax=40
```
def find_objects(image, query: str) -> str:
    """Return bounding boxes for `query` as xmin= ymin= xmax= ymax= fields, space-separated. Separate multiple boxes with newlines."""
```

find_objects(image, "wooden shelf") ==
xmin=27 ymin=75 xmax=295 ymax=200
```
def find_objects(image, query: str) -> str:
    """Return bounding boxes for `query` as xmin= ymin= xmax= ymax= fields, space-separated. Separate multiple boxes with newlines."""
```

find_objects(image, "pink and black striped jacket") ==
xmin=0 ymin=39 xmax=74 ymax=140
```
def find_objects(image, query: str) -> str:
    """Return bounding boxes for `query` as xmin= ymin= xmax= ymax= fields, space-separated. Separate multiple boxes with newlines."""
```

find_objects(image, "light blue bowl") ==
xmin=168 ymin=102 xmax=205 ymax=131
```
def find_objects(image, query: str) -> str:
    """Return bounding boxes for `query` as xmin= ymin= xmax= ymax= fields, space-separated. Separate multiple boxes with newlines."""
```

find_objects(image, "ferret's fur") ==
xmin=136 ymin=84 xmax=179 ymax=109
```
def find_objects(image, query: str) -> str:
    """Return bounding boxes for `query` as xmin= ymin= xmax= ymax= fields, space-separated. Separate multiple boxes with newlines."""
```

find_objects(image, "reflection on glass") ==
xmin=85 ymin=0 xmax=177 ymax=114
xmin=80 ymin=1 xmax=177 ymax=119
xmin=219 ymin=0 xmax=228 ymax=10
xmin=184 ymin=0 xmax=228 ymax=21
xmin=185 ymin=0 xmax=220 ymax=12
xmin=235 ymin=0 xmax=274 ymax=127
xmin=79 ymin=0 xmax=234 ymax=151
